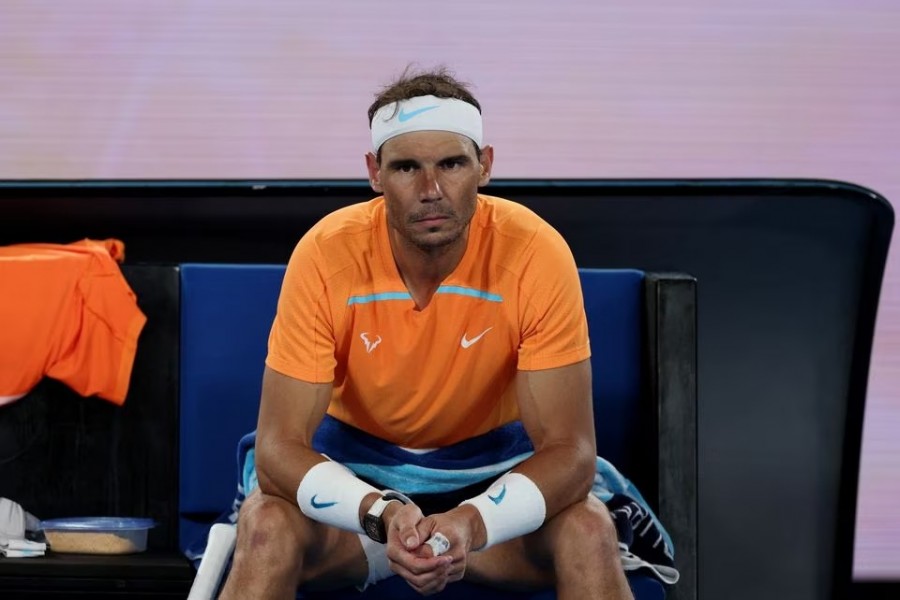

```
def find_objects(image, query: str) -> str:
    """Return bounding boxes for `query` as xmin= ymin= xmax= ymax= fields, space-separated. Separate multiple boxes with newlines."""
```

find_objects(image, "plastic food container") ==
xmin=40 ymin=517 xmax=156 ymax=555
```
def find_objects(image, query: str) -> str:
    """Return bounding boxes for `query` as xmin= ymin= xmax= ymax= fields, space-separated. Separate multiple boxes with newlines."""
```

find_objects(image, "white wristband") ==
xmin=296 ymin=460 xmax=379 ymax=534
xmin=460 ymin=472 xmax=546 ymax=549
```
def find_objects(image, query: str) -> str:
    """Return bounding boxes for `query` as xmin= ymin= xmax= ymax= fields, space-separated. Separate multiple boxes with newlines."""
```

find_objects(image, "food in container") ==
xmin=40 ymin=517 xmax=156 ymax=555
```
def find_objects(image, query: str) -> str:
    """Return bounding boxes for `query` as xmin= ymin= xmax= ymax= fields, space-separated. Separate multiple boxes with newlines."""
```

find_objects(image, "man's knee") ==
xmin=228 ymin=491 xmax=367 ymax=592
xmin=236 ymin=491 xmax=309 ymax=558
xmin=550 ymin=496 xmax=619 ymax=558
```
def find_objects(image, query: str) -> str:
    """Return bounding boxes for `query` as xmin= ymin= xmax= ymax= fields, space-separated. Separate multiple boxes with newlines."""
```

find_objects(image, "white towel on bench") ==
xmin=0 ymin=497 xmax=44 ymax=557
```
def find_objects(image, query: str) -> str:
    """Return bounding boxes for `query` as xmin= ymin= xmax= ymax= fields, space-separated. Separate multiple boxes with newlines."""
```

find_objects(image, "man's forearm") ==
xmin=256 ymin=436 xmax=385 ymax=534
xmin=255 ymin=436 xmax=328 ymax=503
xmin=509 ymin=439 xmax=595 ymax=519
xmin=457 ymin=439 xmax=595 ymax=550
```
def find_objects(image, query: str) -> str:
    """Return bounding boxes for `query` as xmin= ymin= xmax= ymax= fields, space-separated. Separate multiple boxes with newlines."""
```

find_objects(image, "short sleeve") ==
xmin=517 ymin=224 xmax=591 ymax=371
xmin=266 ymin=232 xmax=337 ymax=383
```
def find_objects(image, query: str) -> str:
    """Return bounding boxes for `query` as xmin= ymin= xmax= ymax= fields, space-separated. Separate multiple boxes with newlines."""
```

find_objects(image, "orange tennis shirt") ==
xmin=0 ymin=239 xmax=146 ymax=406
xmin=266 ymin=195 xmax=590 ymax=448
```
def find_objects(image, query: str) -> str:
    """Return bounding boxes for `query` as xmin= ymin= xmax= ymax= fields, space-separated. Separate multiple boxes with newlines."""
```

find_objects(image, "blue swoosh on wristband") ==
xmin=310 ymin=494 xmax=338 ymax=509
xmin=488 ymin=484 xmax=507 ymax=505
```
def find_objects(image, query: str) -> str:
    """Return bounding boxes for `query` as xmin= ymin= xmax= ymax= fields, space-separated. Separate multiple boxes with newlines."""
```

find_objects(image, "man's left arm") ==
xmin=509 ymin=358 xmax=597 ymax=515
xmin=449 ymin=359 xmax=595 ymax=551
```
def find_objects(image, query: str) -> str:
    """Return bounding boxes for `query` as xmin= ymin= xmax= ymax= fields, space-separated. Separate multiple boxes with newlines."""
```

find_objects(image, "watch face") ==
xmin=364 ymin=515 xmax=386 ymax=543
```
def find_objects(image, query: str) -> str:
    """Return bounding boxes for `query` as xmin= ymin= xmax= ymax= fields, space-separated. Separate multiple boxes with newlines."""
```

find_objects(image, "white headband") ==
xmin=370 ymin=95 xmax=483 ymax=151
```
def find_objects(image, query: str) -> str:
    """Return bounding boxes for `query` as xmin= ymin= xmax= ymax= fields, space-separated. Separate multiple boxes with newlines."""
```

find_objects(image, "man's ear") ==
xmin=365 ymin=152 xmax=383 ymax=193
xmin=478 ymin=145 xmax=495 ymax=187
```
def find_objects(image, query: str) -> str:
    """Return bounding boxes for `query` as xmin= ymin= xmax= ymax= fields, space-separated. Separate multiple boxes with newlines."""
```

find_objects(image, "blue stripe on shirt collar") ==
xmin=435 ymin=285 xmax=502 ymax=302
xmin=347 ymin=286 xmax=502 ymax=305
xmin=347 ymin=291 xmax=412 ymax=305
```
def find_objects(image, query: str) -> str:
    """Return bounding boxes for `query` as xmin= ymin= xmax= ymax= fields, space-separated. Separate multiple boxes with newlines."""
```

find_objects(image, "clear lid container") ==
xmin=40 ymin=517 xmax=156 ymax=532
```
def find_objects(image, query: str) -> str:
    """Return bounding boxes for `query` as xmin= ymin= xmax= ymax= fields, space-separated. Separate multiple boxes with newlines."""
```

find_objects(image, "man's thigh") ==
xmin=463 ymin=507 xmax=563 ymax=591
xmin=464 ymin=494 xmax=607 ymax=592
xmin=297 ymin=522 xmax=372 ymax=591
xmin=464 ymin=533 xmax=555 ymax=592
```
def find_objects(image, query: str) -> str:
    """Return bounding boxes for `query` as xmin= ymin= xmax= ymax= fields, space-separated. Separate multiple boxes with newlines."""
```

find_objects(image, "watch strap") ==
xmin=363 ymin=490 xmax=412 ymax=543
xmin=381 ymin=490 xmax=412 ymax=506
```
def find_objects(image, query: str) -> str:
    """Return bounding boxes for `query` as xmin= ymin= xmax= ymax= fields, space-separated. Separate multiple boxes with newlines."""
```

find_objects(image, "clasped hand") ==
xmin=384 ymin=502 xmax=479 ymax=595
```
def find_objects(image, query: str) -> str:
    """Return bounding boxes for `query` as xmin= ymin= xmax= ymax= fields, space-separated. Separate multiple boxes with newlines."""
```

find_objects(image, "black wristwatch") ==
xmin=363 ymin=491 xmax=411 ymax=543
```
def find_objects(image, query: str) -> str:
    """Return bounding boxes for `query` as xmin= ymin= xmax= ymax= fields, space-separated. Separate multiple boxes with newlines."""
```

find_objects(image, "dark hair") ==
xmin=367 ymin=66 xmax=481 ymax=125
xmin=369 ymin=66 xmax=482 ymax=162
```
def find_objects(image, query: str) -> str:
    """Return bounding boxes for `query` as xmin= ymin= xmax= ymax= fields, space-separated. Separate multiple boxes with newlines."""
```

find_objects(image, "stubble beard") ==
xmin=401 ymin=216 xmax=465 ymax=255
xmin=386 ymin=190 xmax=478 ymax=256
xmin=391 ymin=203 xmax=475 ymax=255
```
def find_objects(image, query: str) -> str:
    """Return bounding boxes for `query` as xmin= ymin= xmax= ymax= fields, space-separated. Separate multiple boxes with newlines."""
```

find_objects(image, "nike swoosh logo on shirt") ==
xmin=461 ymin=327 xmax=493 ymax=349
xmin=398 ymin=105 xmax=439 ymax=122
xmin=310 ymin=495 xmax=338 ymax=509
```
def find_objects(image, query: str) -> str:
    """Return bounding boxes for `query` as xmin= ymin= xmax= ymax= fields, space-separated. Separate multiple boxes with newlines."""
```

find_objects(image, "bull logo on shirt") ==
xmin=360 ymin=332 xmax=382 ymax=354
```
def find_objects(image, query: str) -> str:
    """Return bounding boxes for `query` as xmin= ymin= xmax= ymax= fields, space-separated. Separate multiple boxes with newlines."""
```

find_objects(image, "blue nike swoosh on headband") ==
xmin=488 ymin=484 xmax=507 ymax=505
xmin=310 ymin=494 xmax=338 ymax=509
xmin=398 ymin=105 xmax=439 ymax=122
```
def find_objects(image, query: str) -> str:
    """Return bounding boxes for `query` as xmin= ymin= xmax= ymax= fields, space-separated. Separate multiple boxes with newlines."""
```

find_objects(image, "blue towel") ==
xmin=185 ymin=416 xmax=677 ymax=585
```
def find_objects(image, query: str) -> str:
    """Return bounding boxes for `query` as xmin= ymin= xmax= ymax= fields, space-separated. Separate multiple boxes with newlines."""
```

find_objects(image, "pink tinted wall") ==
xmin=1 ymin=0 xmax=898 ymax=578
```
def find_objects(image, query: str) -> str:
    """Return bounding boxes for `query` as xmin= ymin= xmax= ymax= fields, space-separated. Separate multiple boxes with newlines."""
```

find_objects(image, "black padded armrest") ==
xmin=644 ymin=273 xmax=698 ymax=600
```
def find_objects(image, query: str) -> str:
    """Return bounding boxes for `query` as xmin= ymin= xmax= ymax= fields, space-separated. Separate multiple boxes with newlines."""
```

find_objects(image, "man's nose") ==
xmin=419 ymin=168 xmax=442 ymax=202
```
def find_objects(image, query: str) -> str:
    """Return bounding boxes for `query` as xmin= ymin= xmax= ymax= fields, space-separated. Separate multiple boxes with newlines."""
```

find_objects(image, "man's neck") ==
xmin=390 ymin=228 xmax=470 ymax=310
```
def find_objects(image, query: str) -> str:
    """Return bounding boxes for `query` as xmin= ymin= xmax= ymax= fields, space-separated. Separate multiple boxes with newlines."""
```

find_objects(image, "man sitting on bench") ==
xmin=219 ymin=68 xmax=638 ymax=600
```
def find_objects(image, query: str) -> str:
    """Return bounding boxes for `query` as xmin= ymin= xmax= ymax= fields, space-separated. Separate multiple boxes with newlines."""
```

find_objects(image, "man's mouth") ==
xmin=414 ymin=215 xmax=450 ymax=225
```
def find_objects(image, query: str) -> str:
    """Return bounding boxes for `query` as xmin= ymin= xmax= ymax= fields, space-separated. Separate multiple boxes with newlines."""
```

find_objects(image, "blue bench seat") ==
xmin=178 ymin=263 xmax=672 ymax=599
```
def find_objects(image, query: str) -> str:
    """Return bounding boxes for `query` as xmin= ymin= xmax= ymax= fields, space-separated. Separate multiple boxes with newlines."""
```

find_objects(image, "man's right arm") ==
xmin=255 ymin=366 xmax=388 ymax=530
xmin=257 ymin=361 xmax=453 ymax=590
xmin=254 ymin=366 xmax=332 ymax=502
